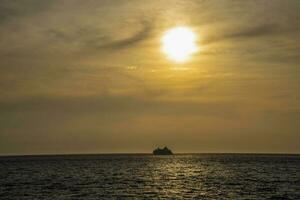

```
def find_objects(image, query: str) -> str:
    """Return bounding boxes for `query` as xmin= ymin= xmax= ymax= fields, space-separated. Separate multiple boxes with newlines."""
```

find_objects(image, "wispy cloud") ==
xmin=0 ymin=0 xmax=52 ymax=24
xmin=45 ymin=20 xmax=152 ymax=52
xmin=202 ymin=23 xmax=279 ymax=44
xmin=96 ymin=21 xmax=152 ymax=50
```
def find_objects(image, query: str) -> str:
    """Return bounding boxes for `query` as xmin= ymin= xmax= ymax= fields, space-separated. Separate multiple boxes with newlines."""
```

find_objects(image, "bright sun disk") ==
xmin=162 ymin=26 xmax=198 ymax=63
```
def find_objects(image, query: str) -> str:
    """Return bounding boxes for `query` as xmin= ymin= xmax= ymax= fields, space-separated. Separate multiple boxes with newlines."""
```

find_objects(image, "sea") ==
xmin=0 ymin=154 xmax=299 ymax=199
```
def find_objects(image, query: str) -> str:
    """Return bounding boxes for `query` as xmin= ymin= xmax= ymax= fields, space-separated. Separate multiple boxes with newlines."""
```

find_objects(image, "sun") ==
xmin=161 ymin=26 xmax=198 ymax=63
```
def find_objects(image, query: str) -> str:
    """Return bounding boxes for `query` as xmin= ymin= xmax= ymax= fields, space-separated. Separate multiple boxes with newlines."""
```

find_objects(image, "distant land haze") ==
xmin=0 ymin=0 xmax=300 ymax=155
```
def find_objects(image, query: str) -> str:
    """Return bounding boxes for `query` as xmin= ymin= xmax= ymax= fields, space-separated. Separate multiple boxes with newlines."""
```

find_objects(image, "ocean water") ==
xmin=0 ymin=154 xmax=299 ymax=199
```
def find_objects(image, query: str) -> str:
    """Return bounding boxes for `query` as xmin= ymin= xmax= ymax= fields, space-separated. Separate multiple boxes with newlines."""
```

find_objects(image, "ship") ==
xmin=153 ymin=146 xmax=173 ymax=155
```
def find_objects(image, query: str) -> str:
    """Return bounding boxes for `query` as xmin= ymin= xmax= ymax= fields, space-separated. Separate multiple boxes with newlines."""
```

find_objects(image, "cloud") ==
xmin=226 ymin=24 xmax=278 ymax=38
xmin=203 ymin=24 xmax=279 ymax=44
xmin=95 ymin=21 xmax=152 ymax=50
xmin=40 ymin=19 xmax=152 ymax=55
xmin=0 ymin=94 xmax=237 ymax=119
xmin=0 ymin=0 xmax=52 ymax=24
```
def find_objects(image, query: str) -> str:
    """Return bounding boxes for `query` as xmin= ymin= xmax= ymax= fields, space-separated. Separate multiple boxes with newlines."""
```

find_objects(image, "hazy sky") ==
xmin=0 ymin=0 xmax=300 ymax=155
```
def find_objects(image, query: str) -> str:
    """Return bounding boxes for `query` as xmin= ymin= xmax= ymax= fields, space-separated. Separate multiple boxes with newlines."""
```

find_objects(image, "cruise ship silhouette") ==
xmin=153 ymin=146 xmax=173 ymax=155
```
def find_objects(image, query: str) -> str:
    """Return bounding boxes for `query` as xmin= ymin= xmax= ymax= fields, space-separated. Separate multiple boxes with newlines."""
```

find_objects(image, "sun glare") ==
xmin=162 ymin=27 xmax=198 ymax=63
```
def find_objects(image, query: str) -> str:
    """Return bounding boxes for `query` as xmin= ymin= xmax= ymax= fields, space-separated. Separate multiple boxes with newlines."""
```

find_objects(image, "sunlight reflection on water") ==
xmin=0 ymin=154 xmax=299 ymax=199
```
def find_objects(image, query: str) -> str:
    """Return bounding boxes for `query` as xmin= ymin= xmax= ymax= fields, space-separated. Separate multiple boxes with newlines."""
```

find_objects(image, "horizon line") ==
xmin=0 ymin=152 xmax=299 ymax=157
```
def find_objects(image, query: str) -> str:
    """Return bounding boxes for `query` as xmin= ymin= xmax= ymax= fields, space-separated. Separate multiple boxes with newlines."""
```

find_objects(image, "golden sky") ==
xmin=0 ymin=0 xmax=300 ymax=154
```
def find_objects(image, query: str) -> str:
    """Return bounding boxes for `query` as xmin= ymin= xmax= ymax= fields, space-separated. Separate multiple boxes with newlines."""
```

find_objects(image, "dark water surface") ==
xmin=0 ymin=154 xmax=299 ymax=199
